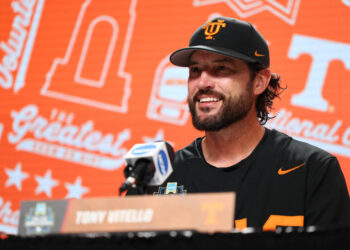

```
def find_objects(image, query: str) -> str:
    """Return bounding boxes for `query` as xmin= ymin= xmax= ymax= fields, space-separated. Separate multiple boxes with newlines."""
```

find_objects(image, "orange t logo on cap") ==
xmin=203 ymin=19 xmax=226 ymax=40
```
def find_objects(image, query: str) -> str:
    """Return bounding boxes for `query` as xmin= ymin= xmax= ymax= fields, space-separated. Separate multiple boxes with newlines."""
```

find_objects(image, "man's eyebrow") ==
xmin=188 ymin=61 xmax=198 ymax=66
xmin=213 ymin=58 xmax=236 ymax=64
xmin=188 ymin=58 xmax=236 ymax=66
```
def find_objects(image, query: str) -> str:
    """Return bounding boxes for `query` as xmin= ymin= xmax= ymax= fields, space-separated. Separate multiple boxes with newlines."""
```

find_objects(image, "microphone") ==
xmin=119 ymin=140 xmax=174 ymax=195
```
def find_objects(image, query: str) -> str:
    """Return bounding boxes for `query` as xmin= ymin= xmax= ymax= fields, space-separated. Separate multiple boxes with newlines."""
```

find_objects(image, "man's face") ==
xmin=187 ymin=51 xmax=254 ymax=131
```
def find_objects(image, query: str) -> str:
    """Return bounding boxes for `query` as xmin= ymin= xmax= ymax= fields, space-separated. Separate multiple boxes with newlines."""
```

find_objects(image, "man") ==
xmin=130 ymin=16 xmax=350 ymax=231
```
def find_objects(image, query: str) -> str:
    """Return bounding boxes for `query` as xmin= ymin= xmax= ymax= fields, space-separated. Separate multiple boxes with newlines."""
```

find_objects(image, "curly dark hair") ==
xmin=248 ymin=63 xmax=286 ymax=125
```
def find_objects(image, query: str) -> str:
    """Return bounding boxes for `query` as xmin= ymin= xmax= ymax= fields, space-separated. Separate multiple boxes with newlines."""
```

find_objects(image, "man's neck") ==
xmin=202 ymin=115 xmax=265 ymax=168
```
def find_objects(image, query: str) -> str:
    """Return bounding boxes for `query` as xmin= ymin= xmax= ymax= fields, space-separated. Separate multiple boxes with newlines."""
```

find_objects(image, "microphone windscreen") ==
xmin=164 ymin=141 xmax=175 ymax=162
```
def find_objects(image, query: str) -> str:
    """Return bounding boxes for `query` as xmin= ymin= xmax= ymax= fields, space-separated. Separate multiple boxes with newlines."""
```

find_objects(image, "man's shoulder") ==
xmin=174 ymin=138 xmax=202 ymax=162
xmin=266 ymin=128 xmax=335 ymax=161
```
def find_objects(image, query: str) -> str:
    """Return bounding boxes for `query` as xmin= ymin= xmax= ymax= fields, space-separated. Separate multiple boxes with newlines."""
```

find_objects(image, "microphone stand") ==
xmin=118 ymin=161 xmax=155 ymax=196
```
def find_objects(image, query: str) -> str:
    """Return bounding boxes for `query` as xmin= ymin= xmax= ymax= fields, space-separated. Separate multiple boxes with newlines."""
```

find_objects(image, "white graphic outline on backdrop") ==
xmin=0 ymin=123 xmax=3 ymax=142
xmin=34 ymin=169 xmax=59 ymax=197
xmin=5 ymin=162 xmax=29 ymax=191
xmin=0 ymin=0 xmax=45 ymax=92
xmin=65 ymin=177 xmax=90 ymax=199
xmin=142 ymin=129 xmax=164 ymax=143
xmin=147 ymin=55 xmax=189 ymax=125
xmin=0 ymin=197 xmax=19 ymax=235
xmin=266 ymin=108 xmax=350 ymax=158
xmin=41 ymin=0 xmax=137 ymax=113
xmin=8 ymin=104 xmax=131 ymax=171
xmin=343 ymin=0 xmax=350 ymax=7
xmin=193 ymin=0 xmax=301 ymax=25
xmin=14 ymin=0 xmax=45 ymax=92
xmin=74 ymin=15 xmax=118 ymax=88
xmin=288 ymin=34 xmax=350 ymax=112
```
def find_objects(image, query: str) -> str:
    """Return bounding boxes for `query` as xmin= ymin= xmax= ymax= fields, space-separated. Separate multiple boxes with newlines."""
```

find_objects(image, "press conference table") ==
xmin=2 ymin=227 xmax=350 ymax=250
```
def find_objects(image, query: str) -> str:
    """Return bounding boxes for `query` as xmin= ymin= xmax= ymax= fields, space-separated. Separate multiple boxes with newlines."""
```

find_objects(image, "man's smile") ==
xmin=196 ymin=95 xmax=223 ymax=111
xmin=199 ymin=97 xmax=219 ymax=103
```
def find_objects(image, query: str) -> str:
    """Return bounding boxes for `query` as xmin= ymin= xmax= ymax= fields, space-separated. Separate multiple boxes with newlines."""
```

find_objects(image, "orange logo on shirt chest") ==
xmin=278 ymin=163 xmax=305 ymax=175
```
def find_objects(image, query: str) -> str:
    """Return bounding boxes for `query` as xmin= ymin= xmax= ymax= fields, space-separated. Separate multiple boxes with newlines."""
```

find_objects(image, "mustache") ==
xmin=192 ymin=89 xmax=225 ymax=102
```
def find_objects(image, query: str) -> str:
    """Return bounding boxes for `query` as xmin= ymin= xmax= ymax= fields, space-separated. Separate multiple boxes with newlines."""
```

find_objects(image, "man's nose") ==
xmin=197 ymin=71 xmax=215 ymax=89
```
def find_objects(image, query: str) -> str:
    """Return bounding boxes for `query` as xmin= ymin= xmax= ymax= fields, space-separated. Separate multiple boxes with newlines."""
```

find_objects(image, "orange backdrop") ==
xmin=1 ymin=0 xmax=350 ymax=235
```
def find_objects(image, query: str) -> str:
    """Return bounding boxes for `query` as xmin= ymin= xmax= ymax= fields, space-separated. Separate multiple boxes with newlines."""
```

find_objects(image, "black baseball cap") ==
xmin=170 ymin=17 xmax=269 ymax=68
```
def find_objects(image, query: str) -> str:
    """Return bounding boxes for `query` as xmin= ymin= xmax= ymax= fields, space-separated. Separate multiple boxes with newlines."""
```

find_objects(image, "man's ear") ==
xmin=253 ymin=68 xmax=271 ymax=95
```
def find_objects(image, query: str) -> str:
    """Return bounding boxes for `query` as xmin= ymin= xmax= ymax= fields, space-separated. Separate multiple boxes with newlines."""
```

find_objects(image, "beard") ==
xmin=188 ymin=81 xmax=254 ymax=131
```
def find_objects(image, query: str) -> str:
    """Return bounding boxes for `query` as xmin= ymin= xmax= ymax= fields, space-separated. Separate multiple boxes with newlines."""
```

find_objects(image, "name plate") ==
xmin=18 ymin=192 xmax=235 ymax=236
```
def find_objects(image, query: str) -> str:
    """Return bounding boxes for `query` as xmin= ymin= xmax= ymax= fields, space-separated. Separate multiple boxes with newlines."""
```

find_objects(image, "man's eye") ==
xmin=217 ymin=65 xmax=228 ymax=71
xmin=215 ymin=65 xmax=236 ymax=75
xmin=189 ymin=67 xmax=201 ymax=77
xmin=190 ymin=67 xmax=200 ymax=73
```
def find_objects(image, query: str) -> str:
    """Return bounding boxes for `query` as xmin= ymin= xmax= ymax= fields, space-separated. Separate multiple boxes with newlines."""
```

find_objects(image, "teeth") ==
xmin=199 ymin=97 xmax=219 ymax=103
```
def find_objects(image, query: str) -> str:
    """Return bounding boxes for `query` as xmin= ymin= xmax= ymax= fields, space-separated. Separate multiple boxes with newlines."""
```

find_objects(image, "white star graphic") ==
xmin=142 ymin=129 xmax=164 ymax=142
xmin=34 ymin=170 xmax=59 ymax=197
xmin=0 ymin=123 xmax=3 ymax=141
xmin=65 ymin=177 xmax=89 ymax=199
xmin=5 ymin=162 xmax=29 ymax=191
xmin=343 ymin=0 xmax=350 ymax=7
